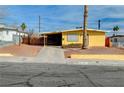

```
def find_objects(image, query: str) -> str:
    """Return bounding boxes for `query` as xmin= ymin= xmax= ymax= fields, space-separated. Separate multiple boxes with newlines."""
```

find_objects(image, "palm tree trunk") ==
xmin=82 ymin=5 xmax=88 ymax=49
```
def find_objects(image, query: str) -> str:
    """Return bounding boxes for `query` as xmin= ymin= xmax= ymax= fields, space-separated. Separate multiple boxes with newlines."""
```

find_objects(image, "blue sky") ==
xmin=0 ymin=5 xmax=124 ymax=34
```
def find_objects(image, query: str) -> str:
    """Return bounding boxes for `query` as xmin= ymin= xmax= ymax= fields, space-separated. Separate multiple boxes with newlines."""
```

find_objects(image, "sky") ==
xmin=0 ymin=5 xmax=124 ymax=35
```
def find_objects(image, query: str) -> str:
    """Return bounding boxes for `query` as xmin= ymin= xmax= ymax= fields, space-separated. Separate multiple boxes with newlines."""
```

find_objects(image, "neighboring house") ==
xmin=40 ymin=29 xmax=106 ymax=48
xmin=0 ymin=24 xmax=28 ymax=45
xmin=110 ymin=35 xmax=124 ymax=48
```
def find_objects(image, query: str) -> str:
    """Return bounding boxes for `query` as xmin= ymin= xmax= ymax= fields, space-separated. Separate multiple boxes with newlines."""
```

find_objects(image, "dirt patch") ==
xmin=64 ymin=47 xmax=124 ymax=58
xmin=0 ymin=44 xmax=42 ymax=57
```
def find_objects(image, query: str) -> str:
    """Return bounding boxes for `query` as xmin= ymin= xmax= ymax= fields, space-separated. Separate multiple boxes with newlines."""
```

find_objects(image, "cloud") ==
xmin=0 ymin=6 xmax=8 ymax=19
xmin=1 ymin=5 xmax=124 ymax=33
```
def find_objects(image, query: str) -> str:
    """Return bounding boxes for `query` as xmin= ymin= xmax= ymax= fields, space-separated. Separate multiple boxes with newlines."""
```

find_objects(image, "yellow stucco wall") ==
xmin=88 ymin=31 xmax=105 ymax=47
xmin=62 ymin=29 xmax=105 ymax=47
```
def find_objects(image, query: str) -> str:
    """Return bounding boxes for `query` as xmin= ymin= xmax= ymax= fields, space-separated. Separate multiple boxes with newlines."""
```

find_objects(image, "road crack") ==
xmin=26 ymin=72 xmax=45 ymax=87
xmin=2 ymin=72 xmax=46 ymax=87
xmin=1 ymin=81 xmax=27 ymax=87
xmin=0 ymin=64 xmax=12 ymax=68
xmin=78 ymin=70 xmax=100 ymax=87
xmin=57 ymin=80 xmax=76 ymax=87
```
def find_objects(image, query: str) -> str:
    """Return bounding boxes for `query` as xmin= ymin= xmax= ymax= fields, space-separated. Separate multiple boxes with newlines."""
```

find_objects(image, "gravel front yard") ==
xmin=0 ymin=44 xmax=42 ymax=57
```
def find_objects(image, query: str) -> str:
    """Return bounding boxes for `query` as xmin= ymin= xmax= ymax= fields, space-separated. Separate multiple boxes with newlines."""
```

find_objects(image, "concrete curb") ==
xmin=0 ymin=57 xmax=124 ymax=67
xmin=66 ymin=58 xmax=124 ymax=67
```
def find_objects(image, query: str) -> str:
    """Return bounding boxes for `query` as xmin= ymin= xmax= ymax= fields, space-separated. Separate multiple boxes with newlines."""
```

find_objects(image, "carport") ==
xmin=46 ymin=32 xmax=62 ymax=46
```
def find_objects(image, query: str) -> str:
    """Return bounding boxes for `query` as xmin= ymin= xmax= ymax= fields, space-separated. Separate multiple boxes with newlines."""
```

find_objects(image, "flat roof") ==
xmin=62 ymin=29 xmax=106 ymax=33
xmin=110 ymin=35 xmax=124 ymax=38
xmin=40 ymin=29 xmax=106 ymax=35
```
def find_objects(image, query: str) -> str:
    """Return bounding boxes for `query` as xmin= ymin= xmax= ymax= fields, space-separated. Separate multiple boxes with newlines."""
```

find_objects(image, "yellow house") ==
xmin=41 ymin=29 xmax=106 ymax=48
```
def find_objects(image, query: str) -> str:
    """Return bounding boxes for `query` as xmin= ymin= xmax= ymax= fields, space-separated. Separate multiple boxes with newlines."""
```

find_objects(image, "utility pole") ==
xmin=39 ymin=16 xmax=41 ymax=33
xmin=98 ymin=20 xmax=101 ymax=30
xmin=38 ymin=16 xmax=46 ymax=46
xmin=82 ymin=5 xmax=88 ymax=49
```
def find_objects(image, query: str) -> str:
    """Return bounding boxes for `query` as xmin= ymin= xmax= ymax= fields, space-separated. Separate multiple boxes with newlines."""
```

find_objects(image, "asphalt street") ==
xmin=1 ymin=62 xmax=124 ymax=87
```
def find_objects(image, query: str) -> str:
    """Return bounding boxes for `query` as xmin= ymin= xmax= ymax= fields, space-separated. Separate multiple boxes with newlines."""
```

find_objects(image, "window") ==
xmin=67 ymin=33 xmax=78 ymax=42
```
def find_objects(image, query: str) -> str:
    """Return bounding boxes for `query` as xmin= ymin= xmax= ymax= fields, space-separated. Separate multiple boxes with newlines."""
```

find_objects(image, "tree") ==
xmin=82 ymin=5 xmax=88 ymax=49
xmin=21 ymin=23 xmax=27 ymax=31
xmin=113 ymin=26 xmax=119 ymax=36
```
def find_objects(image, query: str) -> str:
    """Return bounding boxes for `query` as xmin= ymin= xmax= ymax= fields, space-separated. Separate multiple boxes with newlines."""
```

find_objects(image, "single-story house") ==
xmin=0 ymin=24 xmax=28 ymax=45
xmin=40 ymin=29 xmax=106 ymax=48
xmin=110 ymin=35 xmax=124 ymax=48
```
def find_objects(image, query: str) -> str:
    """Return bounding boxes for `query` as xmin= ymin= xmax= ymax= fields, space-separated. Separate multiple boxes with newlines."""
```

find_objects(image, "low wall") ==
xmin=71 ymin=54 xmax=124 ymax=61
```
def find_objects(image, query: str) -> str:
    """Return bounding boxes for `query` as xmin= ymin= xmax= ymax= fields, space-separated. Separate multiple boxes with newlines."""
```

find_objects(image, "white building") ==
xmin=0 ymin=24 xmax=28 ymax=45
xmin=110 ymin=35 xmax=124 ymax=48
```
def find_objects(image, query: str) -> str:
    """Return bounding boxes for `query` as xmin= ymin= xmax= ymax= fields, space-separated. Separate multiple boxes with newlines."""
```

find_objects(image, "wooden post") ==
xmin=44 ymin=34 xmax=45 ymax=47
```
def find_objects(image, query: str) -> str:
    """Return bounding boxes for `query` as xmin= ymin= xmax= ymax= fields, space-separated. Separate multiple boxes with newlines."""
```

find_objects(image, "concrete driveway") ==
xmin=35 ymin=46 xmax=65 ymax=63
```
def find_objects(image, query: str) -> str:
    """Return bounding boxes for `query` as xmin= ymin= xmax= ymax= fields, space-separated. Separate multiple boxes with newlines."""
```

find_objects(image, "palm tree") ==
xmin=82 ymin=5 xmax=88 ymax=49
xmin=113 ymin=26 xmax=119 ymax=36
xmin=21 ymin=23 xmax=27 ymax=31
xmin=19 ymin=23 xmax=27 ymax=46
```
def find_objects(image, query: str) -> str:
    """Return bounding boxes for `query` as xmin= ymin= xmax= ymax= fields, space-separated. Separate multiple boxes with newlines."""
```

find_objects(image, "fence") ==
xmin=22 ymin=36 xmax=47 ymax=45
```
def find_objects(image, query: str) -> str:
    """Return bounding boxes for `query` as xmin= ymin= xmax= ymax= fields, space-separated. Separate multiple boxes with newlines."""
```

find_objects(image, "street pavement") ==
xmin=0 ymin=46 xmax=124 ymax=87
xmin=1 ymin=62 xmax=124 ymax=87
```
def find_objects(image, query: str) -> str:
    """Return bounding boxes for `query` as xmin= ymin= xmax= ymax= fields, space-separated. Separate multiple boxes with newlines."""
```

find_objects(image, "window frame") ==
xmin=67 ymin=33 xmax=79 ymax=42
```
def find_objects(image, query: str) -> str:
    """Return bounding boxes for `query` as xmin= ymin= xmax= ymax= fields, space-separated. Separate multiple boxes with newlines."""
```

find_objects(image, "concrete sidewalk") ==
xmin=66 ymin=58 xmax=124 ymax=66
xmin=0 ymin=57 xmax=34 ymax=63
xmin=35 ymin=46 xmax=65 ymax=63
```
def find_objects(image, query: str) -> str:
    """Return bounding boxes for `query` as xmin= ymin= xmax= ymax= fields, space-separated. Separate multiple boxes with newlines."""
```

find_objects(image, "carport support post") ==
xmin=44 ymin=34 xmax=46 ymax=47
